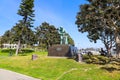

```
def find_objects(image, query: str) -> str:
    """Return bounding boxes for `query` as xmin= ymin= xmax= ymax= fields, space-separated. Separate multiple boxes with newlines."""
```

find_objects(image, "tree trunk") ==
xmin=15 ymin=39 xmax=21 ymax=56
xmin=116 ymin=43 xmax=120 ymax=58
xmin=104 ymin=40 xmax=112 ymax=57
xmin=107 ymin=48 xmax=111 ymax=57
xmin=115 ymin=35 xmax=120 ymax=58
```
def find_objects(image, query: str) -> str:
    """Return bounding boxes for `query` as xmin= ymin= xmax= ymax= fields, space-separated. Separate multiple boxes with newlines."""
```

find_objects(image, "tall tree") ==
xmin=0 ymin=36 xmax=3 ymax=49
xmin=66 ymin=33 xmax=74 ymax=45
xmin=76 ymin=0 xmax=120 ymax=58
xmin=1 ymin=30 xmax=12 ymax=44
xmin=11 ymin=25 xmax=36 ymax=46
xmin=1 ymin=24 xmax=36 ymax=49
xmin=15 ymin=0 xmax=35 ymax=55
xmin=35 ymin=22 xmax=60 ymax=49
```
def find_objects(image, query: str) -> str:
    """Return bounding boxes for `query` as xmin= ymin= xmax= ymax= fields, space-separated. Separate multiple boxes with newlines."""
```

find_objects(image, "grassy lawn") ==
xmin=0 ymin=49 xmax=120 ymax=80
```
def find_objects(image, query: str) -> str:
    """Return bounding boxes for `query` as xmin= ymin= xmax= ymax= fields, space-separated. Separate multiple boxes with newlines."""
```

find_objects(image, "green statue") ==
xmin=58 ymin=27 xmax=68 ymax=45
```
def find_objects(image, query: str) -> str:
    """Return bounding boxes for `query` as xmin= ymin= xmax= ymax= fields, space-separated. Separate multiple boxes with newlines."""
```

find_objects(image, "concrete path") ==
xmin=0 ymin=69 xmax=40 ymax=80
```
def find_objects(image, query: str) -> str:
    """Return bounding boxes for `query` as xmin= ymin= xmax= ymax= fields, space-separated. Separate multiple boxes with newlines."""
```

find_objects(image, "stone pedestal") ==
xmin=32 ymin=54 xmax=38 ymax=60
xmin=48 ymin=45 xmax=71 ymax=57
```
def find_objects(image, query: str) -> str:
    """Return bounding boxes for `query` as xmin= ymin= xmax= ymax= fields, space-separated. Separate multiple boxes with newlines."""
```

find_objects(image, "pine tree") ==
xmin=15 ymin=0 xmax=35 ymax=55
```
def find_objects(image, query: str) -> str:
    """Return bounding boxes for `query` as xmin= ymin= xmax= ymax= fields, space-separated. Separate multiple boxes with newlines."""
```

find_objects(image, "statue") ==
xmin=48 ymin=27 xmax=70 ymax=57
xmin=58 ymin=27 xmax=68 ymax=45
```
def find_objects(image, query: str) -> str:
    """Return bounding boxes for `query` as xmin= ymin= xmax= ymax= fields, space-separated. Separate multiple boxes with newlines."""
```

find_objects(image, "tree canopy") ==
xmin=76 ymin=0 xmax=120 ymax=57
xmin=35 ymin=22 xmax=60 ymax=49
xmin=15 ymin=0 xmax=35 ymax=55
xmin=1 ymin=0 xmax=75 ymax=53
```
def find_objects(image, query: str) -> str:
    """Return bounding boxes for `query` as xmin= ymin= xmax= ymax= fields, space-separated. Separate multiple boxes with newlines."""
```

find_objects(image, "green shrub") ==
xmin=82 ymin=54 xmax=91 ymax=60
xmin=83 ymin=55 xmax=110 ymax=64
xmin=97 ymin=56 xmax=110 ymax=63
xmin=84 ymin=59 xmax=93 ymax=63
xmin=1 ymin=49 xmax=16 ymax=53
xmin=0 ymin=49 xmax=35 ymax=56
xmin=21 ymin=49 xmax=34 ymax=53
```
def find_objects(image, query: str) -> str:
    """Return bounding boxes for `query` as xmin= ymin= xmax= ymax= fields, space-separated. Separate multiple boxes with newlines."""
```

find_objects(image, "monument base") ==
xmin=48 ymin=44 xmax=71 ymax=57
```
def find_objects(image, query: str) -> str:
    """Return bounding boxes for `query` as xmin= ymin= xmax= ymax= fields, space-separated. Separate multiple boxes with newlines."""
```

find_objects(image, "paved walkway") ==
xmin=0 ymin=69 xmax=40 ymax=80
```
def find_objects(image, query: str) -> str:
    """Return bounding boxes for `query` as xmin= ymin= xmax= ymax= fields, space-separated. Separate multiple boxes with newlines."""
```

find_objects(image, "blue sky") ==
xmin=0 ymin=0 xmax=104 ymax=49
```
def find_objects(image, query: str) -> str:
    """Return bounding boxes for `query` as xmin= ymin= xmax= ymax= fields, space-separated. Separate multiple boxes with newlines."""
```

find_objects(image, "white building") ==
xmin=2 ymin=44 xmax=26 ymax=49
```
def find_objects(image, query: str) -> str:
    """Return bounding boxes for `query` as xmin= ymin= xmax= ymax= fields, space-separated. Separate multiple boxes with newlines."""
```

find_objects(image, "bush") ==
xmin=21 ymin=49 xmax=34 ymax=53
xmin=0 ymin=48 xmax=35 ymax=56
xmin=82 ymin=54 xmax=91 ymax=60
xmin=18 ymin=49 xmax=35 ymax=56
xmin=1 ymin=49 xmax=16 ymax=53
xmin=82 ymin=55 xmax=110 ymax=64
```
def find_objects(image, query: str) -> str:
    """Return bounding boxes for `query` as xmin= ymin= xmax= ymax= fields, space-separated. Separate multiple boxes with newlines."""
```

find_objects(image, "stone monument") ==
xmin=48 ymin=44 xmax=71 ymax=57
xmin=48 ymin=27 xmax=71 ymax=57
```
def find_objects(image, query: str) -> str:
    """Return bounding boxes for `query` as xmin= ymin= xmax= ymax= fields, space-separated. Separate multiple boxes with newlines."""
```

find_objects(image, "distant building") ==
xmin=2 ymin=44 xmax=26 ymax=49
xmin=79 ymin=48 xmax=101 ymax=55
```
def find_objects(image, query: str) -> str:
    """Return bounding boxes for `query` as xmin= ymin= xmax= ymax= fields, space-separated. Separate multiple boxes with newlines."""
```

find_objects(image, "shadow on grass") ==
xmin=101 ymin=66 xmax=120 ymax=72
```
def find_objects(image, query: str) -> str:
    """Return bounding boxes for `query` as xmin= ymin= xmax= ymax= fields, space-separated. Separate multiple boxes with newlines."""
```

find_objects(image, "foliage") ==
xmin=16 ymin=0 xmax=35 ymax=42
xmin=15 ymin=0 xmax=35 ymax=55
xmin=0 ymin=49 xmax=34 ymax=56
xmin=66 ymin=33 xmax=74 ymax=45
xmin=1 ymin=30 xmax=12 ymax=44
xmin=1 ymin=49 xmax=16 ymax=53
xmin=35 ymin=22 xmax=60 ymax=49
xmin=75 ymin=0 xmax=120 ymax=57
xmin=82 ymin=54 xmax=114 ymax=65
xmin=100 ymin=28 xmax=115 ymax=54
xmin=20 ymin=49 xmax=34 ymax=53
xmin=35 ymin=22 xmax=74 ymax=50
xmin=2 ymin=25 xmax=36 ymax=46
xmin=0 ymin=36 xmax=2 ymax=48
xmin=18 ymin=0 xmax=35 ymax=26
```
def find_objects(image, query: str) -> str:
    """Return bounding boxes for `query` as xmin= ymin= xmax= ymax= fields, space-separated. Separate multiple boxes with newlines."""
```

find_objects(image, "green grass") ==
xmin=0 ymin=49 xmax=120 ymax=80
